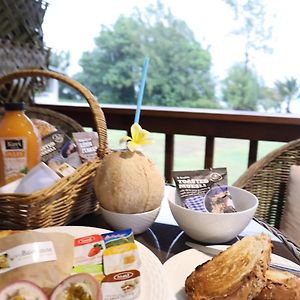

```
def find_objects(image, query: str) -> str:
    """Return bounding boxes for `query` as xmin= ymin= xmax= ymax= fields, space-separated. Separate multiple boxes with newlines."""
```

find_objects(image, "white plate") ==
xmin=37 ymin=226 xmax=171 ymax=300
xmin=163 ymin=245 xmax=300 ymax=300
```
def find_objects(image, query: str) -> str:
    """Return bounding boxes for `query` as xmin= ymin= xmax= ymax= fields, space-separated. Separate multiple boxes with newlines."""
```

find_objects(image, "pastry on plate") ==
xmin=185 ymin=234 xmax=272 ymax=300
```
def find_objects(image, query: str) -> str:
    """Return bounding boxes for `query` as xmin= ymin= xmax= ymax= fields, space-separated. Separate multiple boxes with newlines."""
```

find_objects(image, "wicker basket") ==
xmin=0 ymin=68 xmax=110 ymax=229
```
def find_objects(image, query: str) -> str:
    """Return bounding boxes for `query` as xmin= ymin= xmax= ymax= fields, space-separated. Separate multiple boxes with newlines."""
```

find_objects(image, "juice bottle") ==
xmin=0 ymin=102 xmax=41 ymax=187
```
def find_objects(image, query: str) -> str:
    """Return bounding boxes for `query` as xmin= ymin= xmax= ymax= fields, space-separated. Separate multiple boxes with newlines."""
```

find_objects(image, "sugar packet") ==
xmin=173 ymin=168 xmax=235 ymax=213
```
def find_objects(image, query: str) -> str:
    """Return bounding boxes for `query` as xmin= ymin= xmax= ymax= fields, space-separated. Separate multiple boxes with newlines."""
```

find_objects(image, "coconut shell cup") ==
xmin=95 ymin=150 xmax=165 ymax=214
xmin=94 ymin=150 xmax=164 ymax=234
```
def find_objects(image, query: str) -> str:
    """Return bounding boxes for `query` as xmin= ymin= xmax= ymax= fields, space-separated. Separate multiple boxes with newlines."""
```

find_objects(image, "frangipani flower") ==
xmin=120 ymin=123 xmax=153 ymax=152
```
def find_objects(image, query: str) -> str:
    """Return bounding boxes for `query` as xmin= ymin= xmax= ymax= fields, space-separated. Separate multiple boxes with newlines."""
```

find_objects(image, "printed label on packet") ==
xmin=0 ymin=241 xmax=56 ymax=274
xmin=73 ymin=132 xmax=98 ymax=162
xmin=72 ymin=234 xmax=105 ymax=282
xmin=173 ymin=168 xmax=235 ymax=213
xmin=41 ymin=130 xmax=81 ymax=169
xmin=101 ymin=269 xmax=141 ymax=300
xmin=102 ymin=229 xmax=141 ymax=275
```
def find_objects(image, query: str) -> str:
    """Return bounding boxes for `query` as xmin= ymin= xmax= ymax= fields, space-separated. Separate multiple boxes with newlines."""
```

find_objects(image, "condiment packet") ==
xmin=72 ymin=234 xmax=106 ymax=282
xmin=73 ymin=132 xmax=98 ymax=162
xmin=101 ymin=270 xmax=141 ymax=300
xmin=173 ymin=168 xmax=236 ymax=213
xmin=102 ymin=229 xmax=141 ymax=276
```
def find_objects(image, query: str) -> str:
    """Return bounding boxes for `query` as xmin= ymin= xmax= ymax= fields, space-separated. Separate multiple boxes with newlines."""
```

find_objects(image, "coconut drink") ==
xmin=94 ymin=123 xmax=165 ymax=233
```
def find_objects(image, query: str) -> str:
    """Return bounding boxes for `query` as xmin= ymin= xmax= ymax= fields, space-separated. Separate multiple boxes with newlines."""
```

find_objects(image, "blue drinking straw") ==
xmin=134 ymin=57 xmax=150 ymax=124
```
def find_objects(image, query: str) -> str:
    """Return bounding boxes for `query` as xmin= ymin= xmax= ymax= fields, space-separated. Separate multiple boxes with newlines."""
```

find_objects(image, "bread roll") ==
xmin=31 ymin=118 xmax=57 ymax=138
xmin=254 ymin=268 xmax=300 ymax=300
xmin=185 ymin=234 xmax=272 ymax=300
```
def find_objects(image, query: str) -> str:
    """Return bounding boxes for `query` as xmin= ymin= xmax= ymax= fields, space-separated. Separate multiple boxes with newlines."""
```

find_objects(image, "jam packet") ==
xmin=72 ymin=234 xmax=105 ymax=282
xmin=173 ymin=168 xmax=236 ymax=213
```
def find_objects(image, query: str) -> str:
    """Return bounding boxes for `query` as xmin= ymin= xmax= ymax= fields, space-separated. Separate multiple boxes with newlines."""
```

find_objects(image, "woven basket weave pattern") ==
xmin=0 ymin=0 xmax=48 ymax=47
xmin=234 ymin=139 xmax=300 ymax=228
xmin=0 ymin=69 xmax=109 ymax=229
xmin=234 ymin=140 xmax=300 ymax=261
xmin=0 ymin=39 xmax=49 ymax=76
xmin=0 ymin=0 xmax=50 ymax=101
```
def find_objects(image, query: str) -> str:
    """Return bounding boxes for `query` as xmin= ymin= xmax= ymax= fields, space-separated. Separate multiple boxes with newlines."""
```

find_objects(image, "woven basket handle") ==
xmin=0 ymin=68 xmax=109 ymax=159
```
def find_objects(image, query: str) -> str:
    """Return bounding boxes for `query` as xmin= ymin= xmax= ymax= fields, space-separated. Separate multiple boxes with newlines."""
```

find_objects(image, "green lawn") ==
xmin=107 ymin=129 xmax=284 ymax=184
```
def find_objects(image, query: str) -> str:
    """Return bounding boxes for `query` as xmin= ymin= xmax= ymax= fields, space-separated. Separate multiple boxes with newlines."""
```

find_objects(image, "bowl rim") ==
xmin=168 ymin=186 xmax=258 ymax=216
xmin=99 ymin=204 xmax=161 ymax=216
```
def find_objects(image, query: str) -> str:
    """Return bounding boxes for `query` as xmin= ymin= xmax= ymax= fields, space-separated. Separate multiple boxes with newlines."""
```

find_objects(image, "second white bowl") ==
xmin=168 ymin=186 xmax=258 ymax=243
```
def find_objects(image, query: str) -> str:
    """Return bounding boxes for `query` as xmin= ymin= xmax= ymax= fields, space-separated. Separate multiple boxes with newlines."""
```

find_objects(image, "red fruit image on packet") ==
xmin=88 ymin=244 xmax=102 ymax=257
xmin=72 ymin=234 xmax=105 ymax=281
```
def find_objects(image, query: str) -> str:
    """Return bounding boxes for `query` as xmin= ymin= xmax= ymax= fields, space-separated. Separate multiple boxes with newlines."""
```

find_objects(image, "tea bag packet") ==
xmin=73 ymin=132 xmax=99 ymax=162
xmin=101 ymin=269 xmax=141 ymax=300
xmin=0 ymin=231 xmax=74 ymax=291
xmin=173 ymin=168 xmax=235 ymax=213
xmin=72 ymin=234 xmax=106 ymax=282
xmin=102 ymin=229 xmax=141 ymax=276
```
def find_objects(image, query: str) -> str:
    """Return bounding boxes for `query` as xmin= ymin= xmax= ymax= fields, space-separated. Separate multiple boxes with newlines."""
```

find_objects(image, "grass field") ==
xmin=107 ymin=129 xmax=284 ymax=184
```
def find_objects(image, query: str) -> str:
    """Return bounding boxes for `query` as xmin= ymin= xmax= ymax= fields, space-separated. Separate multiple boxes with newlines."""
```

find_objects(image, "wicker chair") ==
xmin=234 ymin=139 xmax=300 ymax=229
xmin=234 ymin=139 xmax=300 ymax=263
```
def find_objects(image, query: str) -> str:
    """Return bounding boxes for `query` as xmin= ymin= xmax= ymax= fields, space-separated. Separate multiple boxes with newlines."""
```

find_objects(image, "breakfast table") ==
xmin=71 ymin=186 xmax=300 ymax=266
xmin=0 ymin=186 xmax=299 ymax=300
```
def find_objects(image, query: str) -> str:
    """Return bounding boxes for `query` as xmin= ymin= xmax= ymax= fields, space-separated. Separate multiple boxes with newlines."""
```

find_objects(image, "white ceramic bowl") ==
xmin=168 ymin=186 xmax=258 ymax=243
xmin=100 ymin=206 xmax=161 ymax=235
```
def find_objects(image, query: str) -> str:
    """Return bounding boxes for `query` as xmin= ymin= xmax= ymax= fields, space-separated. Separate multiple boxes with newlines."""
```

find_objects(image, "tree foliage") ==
xmin=275 ymin=77 xmax=299 ymax=113
xmin=259 ymin=86 xmax=281 ymax=113
xmin=49 ymin=50 xmax=71 ymax=72
xmin=224 ymin=0 xmax=273 ymax=69
xmin=74 ymin=2 xmax=215 ymax=107
xmin=222 ymin=63 xmax=261 ymax=110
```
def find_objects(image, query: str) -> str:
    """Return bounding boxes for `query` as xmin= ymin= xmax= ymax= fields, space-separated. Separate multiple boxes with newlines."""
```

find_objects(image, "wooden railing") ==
xmin=35 ymin=103 xmax=300 ymax=183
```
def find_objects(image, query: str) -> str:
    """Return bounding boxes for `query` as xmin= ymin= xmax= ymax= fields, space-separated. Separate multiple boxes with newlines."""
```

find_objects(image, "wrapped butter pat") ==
xmin=102 ymin=229 xmax=141 ymax=276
